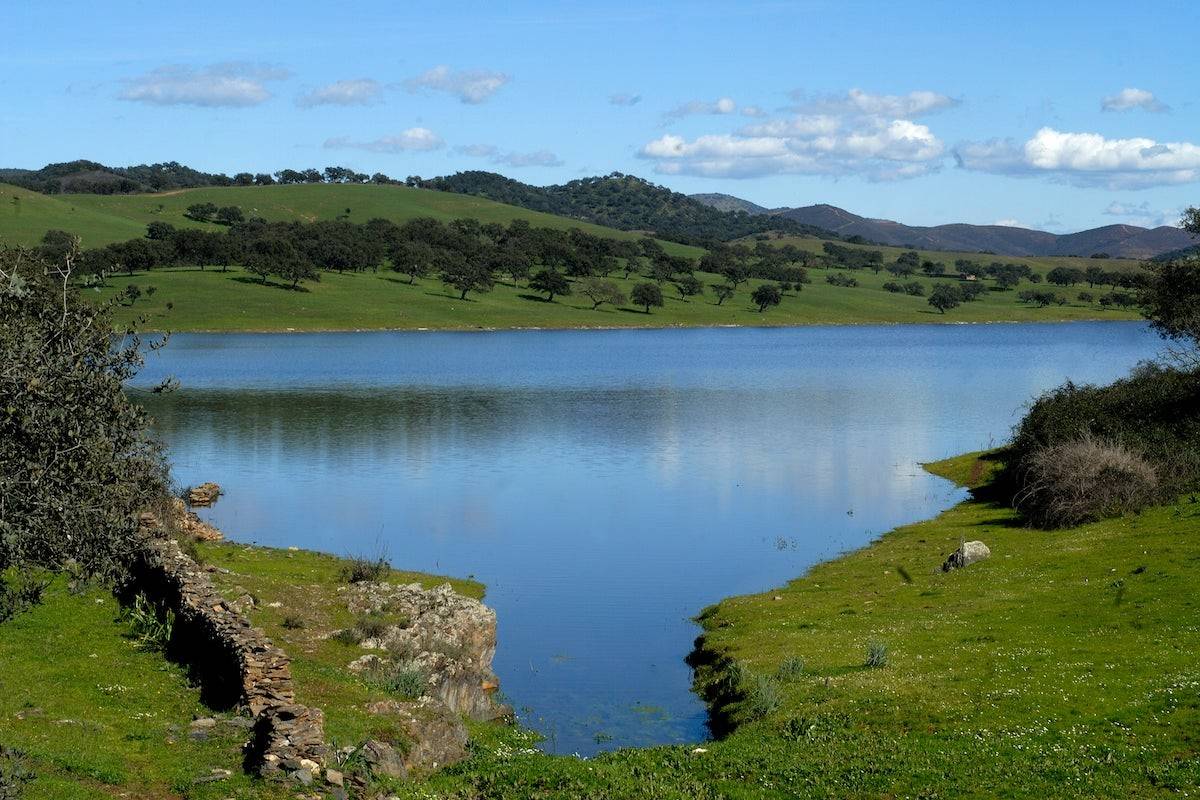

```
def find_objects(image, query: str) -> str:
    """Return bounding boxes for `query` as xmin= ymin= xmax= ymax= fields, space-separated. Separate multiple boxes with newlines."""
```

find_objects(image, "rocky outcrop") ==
xmin=943 ymin=540 xmax=991 ymax=571
xmin=138 ymin=498 xmax=223 ymax=542
xmin=124 ymin=535 xmax=326 ymax=775
xmin=342 ymin=581 xmax=509 ymax=722
xmin=187 ymin=482 xmax=222 ymax=507
xmin=363 ymin=699 xmax=469 ymax=776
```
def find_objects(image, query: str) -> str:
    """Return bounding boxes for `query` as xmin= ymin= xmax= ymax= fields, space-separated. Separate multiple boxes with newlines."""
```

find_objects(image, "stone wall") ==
xmin=125 ymin=534 xmax=327 ymax=776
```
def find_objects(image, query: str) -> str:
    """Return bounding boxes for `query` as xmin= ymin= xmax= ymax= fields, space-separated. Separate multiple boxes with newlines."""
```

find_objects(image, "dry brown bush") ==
xmin=1015 ymin=434 xmax=1159 ymax=528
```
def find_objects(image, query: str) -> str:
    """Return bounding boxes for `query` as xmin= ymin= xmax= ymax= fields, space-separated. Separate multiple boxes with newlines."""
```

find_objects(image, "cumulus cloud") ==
xmin=457 ymin=144 xmax=562 ymax=167
xmin=993 ymin=218 xmax=1024 ymax=227
xmin=324 ymin=128 xmax=444 ymax=153
xmin=788 ymin=88 xmax=958 ymax=119
xmin=956 ymin=127 xmax=1200 ymax=188
xmin=642 ymin=87 xmax=956 ymax=180
xmin=609 ymin=92 xmax=642 ymax=106
xmin=641 ymin=115 xmax=945 ymax=180
xmin=118 ymin=62 xmax=289 ymax=107
xmin=1101 ymin=88 xmax=1168 ymax=113
xmin=404 ymin=65 xmax=510 ymax=104
xmin=297 ymin=78 xmax=382 ymax=107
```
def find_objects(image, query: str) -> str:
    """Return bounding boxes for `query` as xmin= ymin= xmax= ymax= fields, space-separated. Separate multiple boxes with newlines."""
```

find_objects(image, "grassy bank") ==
xmin=93 ymin=265 xmax=1140 ymax=332
xmin=3 ymin=455 xmax=1196 ymax=798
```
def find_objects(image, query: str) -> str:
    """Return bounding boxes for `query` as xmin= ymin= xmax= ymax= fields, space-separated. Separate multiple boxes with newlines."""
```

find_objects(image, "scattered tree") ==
xmin=631 ymin=282 xmax=664 ymax=313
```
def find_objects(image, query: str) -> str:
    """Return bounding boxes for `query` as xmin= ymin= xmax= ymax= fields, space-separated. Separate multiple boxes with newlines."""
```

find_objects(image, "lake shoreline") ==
xmin=133 ymin=315 xmax=1138 ymax=335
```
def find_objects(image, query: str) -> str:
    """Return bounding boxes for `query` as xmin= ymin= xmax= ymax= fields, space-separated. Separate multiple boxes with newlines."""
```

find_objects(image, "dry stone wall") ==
xmin=125 ymin=534 xmax=327 ymax=775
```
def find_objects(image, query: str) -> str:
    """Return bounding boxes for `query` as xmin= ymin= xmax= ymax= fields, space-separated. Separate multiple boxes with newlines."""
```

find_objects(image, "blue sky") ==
xmin=2 ymin=0 xmax=1197 ymax=232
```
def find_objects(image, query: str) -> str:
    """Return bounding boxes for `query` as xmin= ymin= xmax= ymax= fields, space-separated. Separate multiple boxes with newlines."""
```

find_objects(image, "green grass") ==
xmin=94 ymin=264 xmax=1140 ymax=332
xmin=4 ymin=457 xmax=1197 ymax=798
xmin=0 ymin=183 xmax=701 ymax=257
xmin=755 ymin=232 xmax=1148 ymax=276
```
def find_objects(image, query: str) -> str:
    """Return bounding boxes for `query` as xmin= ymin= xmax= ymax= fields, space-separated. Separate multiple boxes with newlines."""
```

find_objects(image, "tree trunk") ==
xmin=460 ymin=289 xmax=468 ymax=300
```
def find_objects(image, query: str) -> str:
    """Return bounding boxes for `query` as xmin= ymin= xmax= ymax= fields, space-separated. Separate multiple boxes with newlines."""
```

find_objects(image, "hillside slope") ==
xmin=690 ymin=195 xmax=1193 ymax=258
xmin=420 ymin=172 xmax=832 ymax=244
xmin=0 ymin=182 xmax=703 ymax=257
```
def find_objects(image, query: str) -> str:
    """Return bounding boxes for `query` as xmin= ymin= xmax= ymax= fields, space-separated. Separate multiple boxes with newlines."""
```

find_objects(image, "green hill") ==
xmin=0 ymin=182 xmax=702 ymax=258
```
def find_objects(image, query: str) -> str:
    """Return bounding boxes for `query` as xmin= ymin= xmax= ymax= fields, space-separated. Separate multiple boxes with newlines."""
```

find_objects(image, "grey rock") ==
xmin=361 ymin=739 xmax=408 ymax=780
xmin=943 ymin=540 xmax=991 ymax=571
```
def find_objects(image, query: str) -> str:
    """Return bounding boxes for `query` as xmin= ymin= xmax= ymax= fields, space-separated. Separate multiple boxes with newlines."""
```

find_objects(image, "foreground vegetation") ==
xmin=3 ymin=457 xmax=1197 ymax=798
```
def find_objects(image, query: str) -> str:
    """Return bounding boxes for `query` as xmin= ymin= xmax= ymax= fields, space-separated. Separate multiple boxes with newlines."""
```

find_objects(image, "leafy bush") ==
xmin=865 ymin=641 xmax=888 ymax=668
xmin=281 ymin=615 xmax=305 ymax=630
xmin=1006 ymin=364 xmax=1200 ymax=504
xmin=826 ymin=272 xmax=858 ymax=288
xmin=882 ymin=281 xmax=904 ymax=293
xmin=1 ymin=247 xmax=170 ymax=606
xmin=1014 ymin=435 xmax=1159 ymax=528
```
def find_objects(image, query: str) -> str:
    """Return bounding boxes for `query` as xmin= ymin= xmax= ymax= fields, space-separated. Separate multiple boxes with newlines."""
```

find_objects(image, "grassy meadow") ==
xmin=3 ymin=455 xmax=1196 ymax=798
xmin=0 ymin=182 xmax=701 ymax=258
xmin=94 ymin=263 xmax=1140 ymax=331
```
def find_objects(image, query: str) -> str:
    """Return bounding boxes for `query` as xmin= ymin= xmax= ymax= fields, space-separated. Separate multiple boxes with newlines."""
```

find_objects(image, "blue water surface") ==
xmin=131 ymin=323 xmax=1162 ymax=755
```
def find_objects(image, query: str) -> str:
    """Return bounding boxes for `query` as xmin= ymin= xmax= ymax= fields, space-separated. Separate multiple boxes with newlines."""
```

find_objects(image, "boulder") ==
xmin=360 ymin=739 xmax=407 ymax=780
xmin=365 ymin=698 xmax=469 ymax=775
xmin=187 ymin=482 xmax=222 ymax=506
xmin=942 ymin=540 xmax=991 ymax=572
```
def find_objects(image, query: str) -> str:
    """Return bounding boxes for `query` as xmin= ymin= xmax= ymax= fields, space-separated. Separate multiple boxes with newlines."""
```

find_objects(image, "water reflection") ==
xmin=134 ymin=323 xmax=1162 ymax=755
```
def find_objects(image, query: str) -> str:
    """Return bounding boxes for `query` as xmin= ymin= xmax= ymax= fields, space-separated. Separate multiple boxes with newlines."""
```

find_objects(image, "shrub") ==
xmin=775 ymin=657 xmax=805 ymax=682
xmin=1006 ymin=364 xmax=1200 ymax=500
xmin=903 ymin=281 xmax=925 ymax=297
xmin=340 ymin=553 xmax=391 ymax=584
xmin=281 ymin=615 xmax=305 ymax=630
xmin=1 ymin=247 xmax=171 ymax=607
xmin=882 ymin=281 xmax=904 ymax=293
xmin=0 ymin=745 xmax=33 ymax=800
xmin=1015 ymin=435 xmax=1159 ymax=528
xmin=826 ymin=272 xmax=858 ymax=288
xmin=331 ymin=628 xmax=361 ymax=646
xmin=865 ymin=641 xmax=889 ymax=668
xmin=744 ymin=673 xmax=781 ymax=720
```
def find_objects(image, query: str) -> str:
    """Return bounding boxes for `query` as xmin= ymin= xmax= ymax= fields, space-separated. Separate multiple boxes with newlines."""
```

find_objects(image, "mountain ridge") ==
xmin=690 ymin=193 xmax=1193 ymax=258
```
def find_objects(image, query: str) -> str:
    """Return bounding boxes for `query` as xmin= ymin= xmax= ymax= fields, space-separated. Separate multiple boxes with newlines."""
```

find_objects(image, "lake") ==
xmin=131 ymin=322 xmax=1162 ymax=756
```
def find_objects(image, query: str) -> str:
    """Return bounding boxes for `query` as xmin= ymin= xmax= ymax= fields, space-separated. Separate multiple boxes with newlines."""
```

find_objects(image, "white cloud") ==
xmin=455 ymin=144 xmax=563 ymax=168
xmin=118 ymin=62 xmax=289 ymax=107
xmin=1102 ymin=200 xmax=1183 ymax=228
xmin=789 ymin=88 xmax=958 ymax=119
xmin=496 ymin=150 xmax=562 ymax=168
xmin=297 ymin=78 xmax=382 ymax=107
xmin=662 ymin=97 xmax=768 ymax=121
xmin=609 ymin=92 xmax=642 ymax=106
xmin=641 ymin=116 xmax=944 ymax=180
xmin=1101 ymin=88 xmax=1168 ymax=113
xmin=993 ymin=218 xmax=1023 ymax=227
xmin=324 ymin=128 xmax=444 ymax=153
xmin=455 ymin=143 xmax=499 ymax=158
xmin=956 ymin=127 xmax=1200 ymax=188
xmin=403 ymin=65 xmax=510 ymax=104
xmin=643 ymin=87 xmax=955 ymax=181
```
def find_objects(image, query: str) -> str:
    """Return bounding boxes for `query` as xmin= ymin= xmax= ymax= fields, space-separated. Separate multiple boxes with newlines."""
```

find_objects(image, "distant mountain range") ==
xmin=690 ymin=193 xmax=1194 ymax=259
